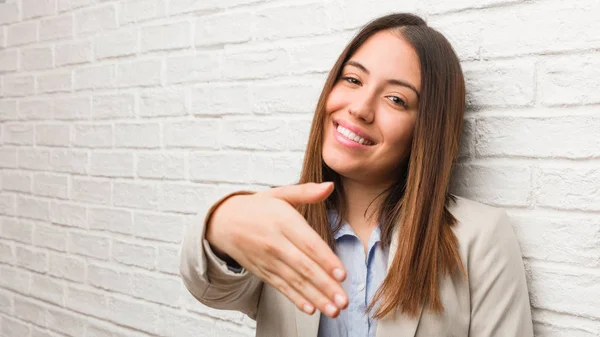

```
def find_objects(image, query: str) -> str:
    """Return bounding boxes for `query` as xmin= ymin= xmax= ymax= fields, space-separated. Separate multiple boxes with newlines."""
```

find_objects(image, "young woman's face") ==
xmin=322 ymin=30 xmax=422 ymax=185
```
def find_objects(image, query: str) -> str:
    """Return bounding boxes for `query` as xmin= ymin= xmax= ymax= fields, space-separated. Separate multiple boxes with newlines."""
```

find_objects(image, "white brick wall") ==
xmin=0 ymin=0 xmax=598 ymax=336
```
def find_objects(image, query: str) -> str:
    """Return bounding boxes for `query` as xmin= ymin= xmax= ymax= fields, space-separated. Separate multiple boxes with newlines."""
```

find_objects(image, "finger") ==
xmin=262 ymin=182 xmax=334 ymax=207
xmin=281 ymin=213 xmax=347 ymax=282
xmin=270 ymin=259 xmax=341 ymax=318
xmin=262 ymin=268 xmax=316 ymax=315
xmin=279 ymin=241 xmax=348 ymax=310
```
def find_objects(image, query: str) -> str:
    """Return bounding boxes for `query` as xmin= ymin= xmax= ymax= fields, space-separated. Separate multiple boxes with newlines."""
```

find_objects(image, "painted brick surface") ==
xmin=0 ymin=0 xmax=599 ymax=336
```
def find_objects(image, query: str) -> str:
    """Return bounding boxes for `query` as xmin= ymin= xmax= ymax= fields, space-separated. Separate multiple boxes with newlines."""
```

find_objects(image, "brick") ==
xmin=37 ymin=71 xmax=73 ymax=93
xmin=92 ymin=93 xmax=135 ymax=119
xmin=511 ymin=213 xmax=600 ymax=268
xmin=17 ymin=196 xmax=50 ymax=221
xmin=134 ymin=211 xmax=186 ymax=242
xmin=251 ymin=80 xmax=321 ymax=114
xmin=75 ymin=64 xmax=115 ymax=90
xmin=33 ymin=172 xmax=69 ymax=199
xmin=0 ymin=49 xmax=18 ymax=73
xmin=56 ymin=40 xmax=93 ymax=66
xmin=23 ymin=0 xmax=57 ymax=19
xmin=59 ymin=0 xmax=95 ymax=12
xmin=113 ymin=181 xmax=158 ymax=210
xmin=169 ymin=0 xmax=261 ymax=14
xmin=223 ymin=48 xmax=289 ymax=80
xmin=480 ymin=0 xmax=600 ymax=58
xmin=139 ymin=88 xmax=187 ymax=117
xmin=49 ymin=253 xmax=86 ymax=282
xmin=2 ymin=75 xmax=35 ymax=97
xmin=65 ymin=285 xmax=108 ymax=318
xmin=255 ymin=3 xmax=328 ymax=41
xmin=528 ymin=263 xmax=600 ymax=319
xmin=36 ymin=124 xmax=71 ymax=147
xmin=287 ymin=38 xmax=346 ymax=74
xmin=49 ymin=201 xmax=87 ymax=228
xmin=0 ymin=194 xmax=17 ymax=216
xmin=88 ymin=263 xmax=132 ymax=294
xmin=16 ymin=246 xmax=48 ymax=273
xmin=222 ymin=119 xmax=287 ymax=151
xmin=4 ymin=123 xmax=34 ymax=145
xmin=90 ymin=152 xmax=134 ymax=178
xmin=7 ymin=21 xmax=38 ymax=47
xmin=46 ymin=307 xmax=86 ymax=337
xmin=195 ymin=12 xmax=251 ymax=46
xmin=131 ymin=272 xmax=180 ymax=305
xmin=105 ymin=295 xmax=159 ymax=334
xmin=0 ymin=289 xmax=14 ymax=315
xmin=116 ymin=59 xmax=162 ymax=87
xmin=30 ymin=274 xmax=65 ymax=305
xmin=1 ymin=315 xmax=31 ymax=337
xmin=68 ymin=232 xmax=110 ymax=259
xmin=95 ymin=28 xmax=138 ymax=59
xmin=157 ymin=307 xmax=216 ymax=337
xmin=89 ymin=207 xmax=133 ymax=234
xmin=114 ymin=123 xmax=160 ymax=148
xmin=136 ymin=152 xmax=185 ymax=180
xmin=166 ymin=53 xmax=221 ymax=84
xmin=34 ymin=223 xmax=68 ymax=251
xmin=40 ymin=14 xmax=73 ymax=41
xmin=0 ymin=241 xmax=15 ymax=265
xmin=476 ymin=115 xmax=600 ymax=159
xmin=164 ymin=120 xmax=219 ymax=149
xmin=191 ymin=85 xmax=250 ymax=115
xmin=463 ymin=60 xmax=535 ymax=108
xmin=539 ymin=54 xmax=600 ymax=106
xmin=19 ymin=99 xmax=49 ymax=120
xmin=287 ymin=118 xmax=312 ymax=151
xmin=157 ymin=245 xmax=179 ymax=275
xmin=54 ymin=96 xmax=92 ymax=120
xmin=50 ymin=149 xmax=88 ymax=174
xmin=112 ymin=239 xmax=155 ymax=270
xmin=450 ymin=163 xmax=532 ymax=207
xmin=0 ymin=100 xmax=18 ymax=121
xmin=250 ymin=153 xmax=303 ymax=186
xmin=14 ymin=297 xmax=47 ymax=327
xmin=141 ymin=21 xmax=191 ymax=51
xmin=87 ymin=323 xmax=147 ymax=337
xmin=120 ymin=0 xmax=166 ymax=24
xmin=536 ymin=166 xmax=600 ymax=211
xmin=75 ymin=5 xmax=118 ymax=36
xmin=189 ymin=151 xmax=251 ymax=183
xmin=428 ymin=14 xmax=482 ymax=61
xmin=0 ymin=265 xmax=31 ymax=293
xmin=71 ymin=178 xmax=111 ymax=206
xmin=0 ymin=3 xmax=19 ymax=25
xmin=74 ymin=123 xmax=113 ymax=148
xmin=1 ymin=218 xmax=33 ymax=244
xmin=18 ymin=148 xmax=51 ymax=170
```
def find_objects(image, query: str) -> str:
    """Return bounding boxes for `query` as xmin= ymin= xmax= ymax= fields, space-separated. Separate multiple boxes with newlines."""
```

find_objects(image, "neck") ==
xmin=339 ymin=176 xmax=392 ymax=231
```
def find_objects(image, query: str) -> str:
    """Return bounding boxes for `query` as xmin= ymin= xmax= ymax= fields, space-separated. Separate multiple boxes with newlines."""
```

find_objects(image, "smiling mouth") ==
xmin=333 ymin=121 xmax=375 ymax=146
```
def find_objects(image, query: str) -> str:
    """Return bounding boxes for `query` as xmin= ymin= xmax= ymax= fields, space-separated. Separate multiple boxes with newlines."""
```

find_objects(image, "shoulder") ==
xmin=446 ymin=194 xmax=519 ymax=260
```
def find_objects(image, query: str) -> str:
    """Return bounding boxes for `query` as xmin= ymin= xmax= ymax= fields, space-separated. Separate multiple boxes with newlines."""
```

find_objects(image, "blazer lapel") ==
xmin=294 ymin=305 xmax=320 ymax=337
xmin=375 ymin=226 xmax=424 ymax=337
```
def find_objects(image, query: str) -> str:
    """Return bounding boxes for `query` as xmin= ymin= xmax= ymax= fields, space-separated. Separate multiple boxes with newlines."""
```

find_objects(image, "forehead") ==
xmin=348 ymin=30 xmax=421 ymax=91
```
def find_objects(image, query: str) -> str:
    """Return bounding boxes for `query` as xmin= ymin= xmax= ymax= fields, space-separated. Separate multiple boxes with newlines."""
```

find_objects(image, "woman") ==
xmin=180 ymin=13 xmax=534 ymax=337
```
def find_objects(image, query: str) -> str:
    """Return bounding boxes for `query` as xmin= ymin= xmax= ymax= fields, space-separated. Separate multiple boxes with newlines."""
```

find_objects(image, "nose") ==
xmin=348 ymin=91 xmax=375 ymax=124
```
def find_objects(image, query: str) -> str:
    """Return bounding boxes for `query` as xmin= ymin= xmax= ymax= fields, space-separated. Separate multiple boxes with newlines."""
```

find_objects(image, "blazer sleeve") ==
xmin=179 ymin=190 xmax=264 ymax=320
xmin=468 ymin=210 xmax=534 ymax=336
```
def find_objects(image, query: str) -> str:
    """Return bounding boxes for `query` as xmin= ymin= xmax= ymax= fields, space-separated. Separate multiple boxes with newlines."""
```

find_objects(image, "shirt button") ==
xmin=358 ymin=283 xmax=365 ymax=291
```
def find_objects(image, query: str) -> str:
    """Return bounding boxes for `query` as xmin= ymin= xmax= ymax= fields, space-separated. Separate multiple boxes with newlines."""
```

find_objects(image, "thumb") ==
xmin=263 ymin=182 xmax=334 ymax=207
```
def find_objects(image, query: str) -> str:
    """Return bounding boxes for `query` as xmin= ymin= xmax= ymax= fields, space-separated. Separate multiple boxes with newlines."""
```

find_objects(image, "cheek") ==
xmin=325 ymin=85 xmax=347 ymax=114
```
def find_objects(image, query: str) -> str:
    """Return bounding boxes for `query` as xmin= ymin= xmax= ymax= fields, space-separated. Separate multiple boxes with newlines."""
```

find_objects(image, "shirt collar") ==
xmin=327 ymin=208 xmax=382 ymax=243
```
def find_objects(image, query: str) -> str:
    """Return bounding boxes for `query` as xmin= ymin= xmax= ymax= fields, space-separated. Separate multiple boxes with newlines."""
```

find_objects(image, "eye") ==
xmin=341 ymin=76 xmax=361 ymax=86
xmin=387 ymin=96 xmax=408 ymax=109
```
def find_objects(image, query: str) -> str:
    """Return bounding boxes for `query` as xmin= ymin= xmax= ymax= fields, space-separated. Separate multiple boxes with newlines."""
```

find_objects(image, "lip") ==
xmin=333 ymin=119 xmax=376 ymax=144
xmin=332 ymin=120 xmax=376 ymax=149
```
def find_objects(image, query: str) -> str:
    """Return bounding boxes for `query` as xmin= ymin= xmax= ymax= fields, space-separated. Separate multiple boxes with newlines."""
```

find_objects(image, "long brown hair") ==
xmin=296 ymin=13 xmax=466 ymax=318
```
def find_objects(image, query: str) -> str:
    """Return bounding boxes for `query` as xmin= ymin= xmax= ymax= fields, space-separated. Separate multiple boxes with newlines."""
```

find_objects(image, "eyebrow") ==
xmin=343 ymin=60 xmax=421 ymax=98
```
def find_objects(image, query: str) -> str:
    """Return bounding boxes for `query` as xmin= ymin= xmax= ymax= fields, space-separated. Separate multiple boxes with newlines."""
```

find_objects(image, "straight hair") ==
xmin=295 ymin=13 xmax=466 ymax=318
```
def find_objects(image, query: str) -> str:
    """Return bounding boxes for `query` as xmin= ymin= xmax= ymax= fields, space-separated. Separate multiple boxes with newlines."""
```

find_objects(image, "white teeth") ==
xmin=336 ymin=124 xmax=372 ymax=145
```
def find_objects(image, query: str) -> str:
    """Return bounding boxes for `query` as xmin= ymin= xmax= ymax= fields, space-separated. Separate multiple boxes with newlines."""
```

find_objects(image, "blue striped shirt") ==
xmin=318 ymin=209 xmax=390 ymax=337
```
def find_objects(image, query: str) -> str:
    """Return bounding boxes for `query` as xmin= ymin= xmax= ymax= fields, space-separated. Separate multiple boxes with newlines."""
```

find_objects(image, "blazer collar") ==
xmin=294 ymin=225 xmax=424 ymax=337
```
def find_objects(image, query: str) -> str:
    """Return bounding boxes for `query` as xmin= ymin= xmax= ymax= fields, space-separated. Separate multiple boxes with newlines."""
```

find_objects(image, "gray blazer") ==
xmin=179 ymin=194 xmax=534 ymax=337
